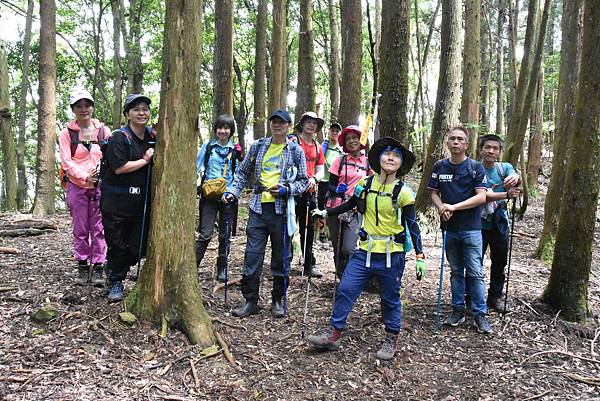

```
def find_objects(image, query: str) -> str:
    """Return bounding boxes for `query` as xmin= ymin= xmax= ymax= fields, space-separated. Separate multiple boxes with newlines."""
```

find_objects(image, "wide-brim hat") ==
xmin=338 ymin=125 xmax=367 ymax=153
xmin=294 ymin=111 xmax=325 ymax=132
xmin=123 ymin=93 xmax=151 ymax=115
xmin=329 ymin=122 xmax=343 ymax=131
xmin=368 ymin=137 xmax=415 ymax=176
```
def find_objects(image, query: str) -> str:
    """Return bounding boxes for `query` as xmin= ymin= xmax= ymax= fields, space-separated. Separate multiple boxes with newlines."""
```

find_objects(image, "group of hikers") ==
xmin=60 ymin=88 xmax=521 ymax=361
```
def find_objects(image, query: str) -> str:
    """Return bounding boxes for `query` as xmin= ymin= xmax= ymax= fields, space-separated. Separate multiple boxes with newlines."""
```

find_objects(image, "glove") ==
xmin=275 ymin=185 xmax=287 ymax=198
xmin=311 ymin=209 xmax=327 ymax=219
xmin=415 ymin=258 xmax=426 ymax=281
xmin=354 ymin=184 xmax=365 ymax=198
xmin=336 ymin=182 xmax=348 ymax=194
xmin=234 ymin=143 xmax=242 ymax=154
xmin=222 ymin=192 xmax=236 ymax=203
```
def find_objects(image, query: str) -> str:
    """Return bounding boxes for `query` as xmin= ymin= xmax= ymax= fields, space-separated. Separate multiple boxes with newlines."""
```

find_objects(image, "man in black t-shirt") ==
xmin=427 ymin=126 xmax=492 ymax=334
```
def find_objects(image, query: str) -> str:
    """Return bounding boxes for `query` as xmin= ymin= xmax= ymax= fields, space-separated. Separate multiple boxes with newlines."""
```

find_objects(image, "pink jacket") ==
xmin=59 ymin=119 xmax=111 ymax=189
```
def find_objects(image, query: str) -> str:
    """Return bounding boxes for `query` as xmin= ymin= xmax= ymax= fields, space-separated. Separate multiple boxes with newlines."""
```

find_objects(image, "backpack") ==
xmin=356 ymin=175 xmax=413 ymax=252
xmin=481 ymin=162 xmax=508 ymax=221
xmin=289 ymin=133 xmax=320 ymax=160
xmin=98 ymin=126 xmax=156 ymax=180
xmin=201 ymin=142 xmax=240 ymax=181
xmin=337 ymin=154 xmax=369 ymax=177
xmin=59 ymin=125 xmax=108 ymax=190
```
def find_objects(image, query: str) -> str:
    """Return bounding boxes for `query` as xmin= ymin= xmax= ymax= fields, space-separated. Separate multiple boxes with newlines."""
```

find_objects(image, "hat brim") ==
xmin=339 ymin=127 xmax=367 ymax=153
xmin=70 ymin=96 xmax=95 ymax=107
xmin=294 ymin=116 xmax=325 ymax=133
xmin=368 ymin=137 xmax=415 ymax=176
xmin=123 ymin=95 xmax=152 ymax=115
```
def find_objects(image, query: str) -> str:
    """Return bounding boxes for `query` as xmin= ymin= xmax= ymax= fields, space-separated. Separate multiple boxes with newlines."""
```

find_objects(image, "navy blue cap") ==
xmin=123 ymin=94 xmax=151 ymax=115
xmin=329 ymin=122 xmax=343 ymax=131
xmin=269 ymin=109 xmax=292 ymax=124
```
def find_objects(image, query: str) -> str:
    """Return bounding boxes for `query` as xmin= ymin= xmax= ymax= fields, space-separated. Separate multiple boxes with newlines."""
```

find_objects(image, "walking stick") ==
xmin=435 ymin=225 xmax=448 ymax=333
xmin=301 ymin=211 xmax=318 ymax=338
xmin=223 ymin=205 xmax=231 ymax=305
xmin=135 ymin=158 xmax=153 ymax=280
xmin=503 ymin=199 xmax=517 ymax=317
xmin=333 ymin=216 xmax=344 ymax=303
xmin=283 ymin=218 xmax=288 ymax=318
xmin=300 ymin=199 xmax=310 ymax=282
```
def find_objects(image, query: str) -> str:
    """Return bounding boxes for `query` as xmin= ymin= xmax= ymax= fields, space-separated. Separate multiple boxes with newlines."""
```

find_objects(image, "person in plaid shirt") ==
xmin=223 ymin=109 xmax=308 ymax=318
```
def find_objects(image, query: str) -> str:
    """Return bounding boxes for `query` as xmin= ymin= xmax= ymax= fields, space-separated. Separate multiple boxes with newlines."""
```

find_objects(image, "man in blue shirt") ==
xmin=428 ymin=126 xmax=492 ymax=334
xmin=478 ymin=134 xmax=521 ymax=312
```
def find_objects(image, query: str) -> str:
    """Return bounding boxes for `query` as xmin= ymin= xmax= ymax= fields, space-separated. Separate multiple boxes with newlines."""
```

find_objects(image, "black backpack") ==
xmin=99 ymin=126 xmax=155 ymax=180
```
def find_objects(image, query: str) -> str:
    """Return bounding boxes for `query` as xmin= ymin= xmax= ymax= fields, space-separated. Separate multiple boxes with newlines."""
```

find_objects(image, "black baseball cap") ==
xmin=269 ymin=109 xmax=292 ymax=124
xmin=123 ymin=94 xmax=151 ymax=115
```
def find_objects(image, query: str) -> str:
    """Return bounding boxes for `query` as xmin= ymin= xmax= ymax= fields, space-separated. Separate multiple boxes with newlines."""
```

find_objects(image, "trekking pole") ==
xmin=300 ymin=200 xmax=310 ymax=283
xmin=87 ymin=191 xmax=94 ymax=295
xmin=503 ymin=199 xmax=517 ymax=317
xmin=435 ymin=224 xmax=448 ymax=333
xmin=301 ymin=211 xmax=319 ymax=338
xmin=135 ymin=158 xmax=153 ymax=280
xmin=332 ymin=216 xmax=344 ymax=303
xmin=283 ymin=218 xmax=288 ymax=318
xmin=223 ymin=205 xmax=231 ymax=305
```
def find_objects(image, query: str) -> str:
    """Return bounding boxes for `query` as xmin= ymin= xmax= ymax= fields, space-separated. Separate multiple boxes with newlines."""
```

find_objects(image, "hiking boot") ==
xmin=90 ymin=264 xmax=105 ymax=287
xmin=307 ymin=326 xmax=342 ymax=350
xmin=376 ymin=332 xmax=399 ymax=360
xmin=487 ymin=297 xmax=507 ymax=313
xmin=474 ymin=315 xmax=493 ymax=334
xmin=271 ymin=298 xmax=284 ymax=318
xmin=444 ymin=309 xmax=466 ymax=327
xmin=304 ymin=266 xmax=323 ymax=279
xmin=107 ymin=281 xmax=125 ymax=302
xmin=232 ymin=300 xmax=260 ymax=318
xmin=216 ymin=266 xmax=227 ymax=283
xmin=75 ymin=261 xmax=89 ymax=285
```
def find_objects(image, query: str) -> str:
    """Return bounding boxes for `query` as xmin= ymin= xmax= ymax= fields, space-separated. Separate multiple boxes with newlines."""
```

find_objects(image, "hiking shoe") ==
xmin=487 ymin=297 xmax=507 ymax=313
xmin=376 ymin=332 xmax=399 ymax=360
xmin=474 ymin=315 xmax=492 ymax=334
xmin=232 ymin=300 xmax=260 ymax=318
xmin=75 ymin=261 xmax=89 ymax=285
xmin=90 ymin=264 xmax=105 ymax=287
xmin=271 ymin=298 xmax=284 ymax=318
xmin=307 ymin=326 xmax=342 ymax=350
xmin=444 ymin=309 xmax=466 ymax=326
xmin=304 ymin=267 xmax=323 ymax=279
xmin=107 ymin=281 xmax=125 ymax=302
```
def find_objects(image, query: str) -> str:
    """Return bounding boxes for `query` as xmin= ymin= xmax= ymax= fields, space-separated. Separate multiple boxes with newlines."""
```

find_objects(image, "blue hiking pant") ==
xmin=330 ymin=249 xmax=405 ymax=333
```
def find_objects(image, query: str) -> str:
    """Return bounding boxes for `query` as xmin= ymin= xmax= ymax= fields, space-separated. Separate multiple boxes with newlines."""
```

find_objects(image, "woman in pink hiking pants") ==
xmin=59 ymin=89 xmax=111 ymax=287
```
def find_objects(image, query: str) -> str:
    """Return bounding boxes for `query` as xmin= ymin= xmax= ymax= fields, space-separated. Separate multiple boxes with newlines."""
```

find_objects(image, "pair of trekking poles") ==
xmin=435 ymin=199 xmax=517 ymax=332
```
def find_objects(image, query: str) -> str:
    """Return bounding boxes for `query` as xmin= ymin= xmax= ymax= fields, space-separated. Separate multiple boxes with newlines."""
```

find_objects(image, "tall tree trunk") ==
xmin=269 ymin=0 xmax=286 ymax=115
xmin=233 ymin=57 xmax=248 ymax=149
xmin=460 ymin=0 xmax=481 ymax=156
xmin=0 ymin=42 xmax=17 ymax=210
xmin=328 ymin=0 xmax=341 ymax=121
xmin=540 ymin=0 xmax=600 ymax=322
xmin=16 ymin=0 xmax=34 ymax=210
xmin=111 ymin=0 xmax=123 ymax=129
xmin=507 ymin=0 xmax=518 ymax=125
xmin=295 ymin=0 xmax=316 ymax=120
xmin=126 ymin=0 xmax=215 ymax=345
xmin=32 ymin=0 xmax=57 ymax=216
xmin=536 ymin=0 xmax=582 ymax=259
xmin=213 ymin=0 xmax=234 ymax=120
xmin=379 ymin=0 xmax=410 ymax=144
xmin=280 ymin=15 xmax=290 ymax=110
xmin=527 ymin=71 xmax=543 ymax=187
xmin=479 ymin=3 xmax=491 ymax=133
xmin=415 ymin=0 xmax=462 ymax=213
xmin=127 ymin=0 xmax=143 ymax=93
xmin=338 ymin=0 xmax=362 ymax=126
xmin=503 ymin=0 xmax=552 ymax=166
xmin=495 ymin=0 xmax=506 ymax=136
xmin=253 ymin=0 xmax=267 ymax=139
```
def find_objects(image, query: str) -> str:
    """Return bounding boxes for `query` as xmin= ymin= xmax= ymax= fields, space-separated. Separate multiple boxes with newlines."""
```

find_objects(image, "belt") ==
xmin=103 ymin=184 xmax=144 ymax=195
xmin=365 ymin=233 xmax=394 ymax=269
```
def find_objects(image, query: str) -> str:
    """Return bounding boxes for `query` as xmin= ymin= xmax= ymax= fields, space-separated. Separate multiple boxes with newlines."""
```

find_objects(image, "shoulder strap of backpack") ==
xmin=67 ymin=128 xmax=80 ymax=158
xmin=494 ymin=162 xmax=506 ymax=181
xmin=337 ymin=154 xmax=348 ymax=177
xmin=391 ymin=180 xmax=405 ymax=206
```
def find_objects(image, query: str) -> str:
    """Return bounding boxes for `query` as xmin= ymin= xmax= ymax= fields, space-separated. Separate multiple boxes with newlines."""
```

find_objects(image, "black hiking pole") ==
xmin=223 ymin=205 xmax=231 ymax=305
xmin=333 ymin=216 xmax=344 ymax=302
xmin=435 ymin=224 xmax=448 ymax=333
xmin=503 ymin=199 xmax=517 ymax=317
xmin=135 ymin=154 xmax=153 ymax=281
xmin=300 ymin=200 xmax=310 ymax=283
xmin=301 ymin=212 xmax=318 ymax=338
xmin=87 ymin=192 xmax=94 ymax=294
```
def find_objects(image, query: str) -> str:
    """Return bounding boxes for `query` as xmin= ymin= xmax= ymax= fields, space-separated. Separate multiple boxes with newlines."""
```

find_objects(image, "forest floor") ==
xmin=1 ymin=176 xmax=599 ymax=401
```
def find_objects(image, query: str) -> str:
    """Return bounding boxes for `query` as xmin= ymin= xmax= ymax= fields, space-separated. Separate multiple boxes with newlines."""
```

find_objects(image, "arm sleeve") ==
xmin=59 ymin=128 xmax=88 ymax=181
xmin=326 ymin=195 xmax=358 ymax=215
xmin=327 ymin=173 xmax=340 ymax=194
xmin=402 ymin=204 xmax=423 ymax=255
